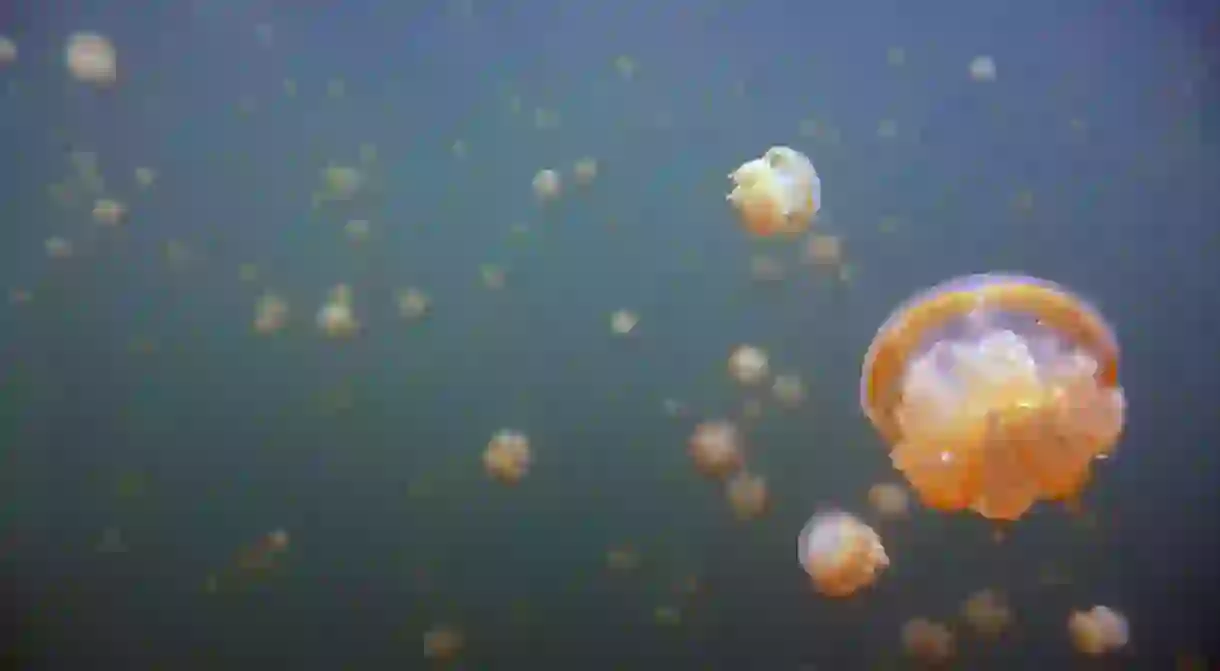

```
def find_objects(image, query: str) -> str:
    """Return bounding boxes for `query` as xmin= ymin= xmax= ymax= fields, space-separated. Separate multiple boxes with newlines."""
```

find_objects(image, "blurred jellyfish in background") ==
xmin=901 ymin=617 xmax=955 ymax=664
xmin=483 ymin=430 xmax=532 ymax=485
xmin=1068 ymin=606 xmax=1129 ymax=656
xmin=725 ymin=471 xmax=769 ymax=521
xmin=726 ymin=146 xmax=821 ymax=237
xmin=860 ymin=273 xmax=1126 ymax=520
xmin=727 ymin=345 xmax=770 ymax=387
xmin=688 ymin=420 xmax=745 ymax=481
xmin=797 ymin=510 xmax=889 ymax=597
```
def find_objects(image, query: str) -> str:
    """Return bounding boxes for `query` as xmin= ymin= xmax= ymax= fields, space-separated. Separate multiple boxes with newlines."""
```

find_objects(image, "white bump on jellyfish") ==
xmin=764 ymin=147 xmax=821 ymax=218
xmin=798 ymin=512 xmax=844 ymax=564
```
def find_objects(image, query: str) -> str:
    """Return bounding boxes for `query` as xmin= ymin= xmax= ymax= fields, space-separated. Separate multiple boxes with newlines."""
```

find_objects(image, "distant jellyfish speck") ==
xmin=860 ymin=273 xmax=1126 ymax=520
xmin=726 ymin=146 xmax=821 ymax=237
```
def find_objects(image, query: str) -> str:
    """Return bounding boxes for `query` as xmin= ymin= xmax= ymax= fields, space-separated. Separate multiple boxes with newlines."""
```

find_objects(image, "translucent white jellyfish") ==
xmin=0 ymin=36 xmax=16 ymax=66
xmin=254 ymin=292 xmax=289 ymax=335
xmin=483 ymin=429 xmax=532 ymax=485
xmin=532 ymin=169 xmax=561 ymax=202
xmin=902 ymin=618 xmax=955 ymax=663
xmin=725 ymin=471 xmax=769 ymax=520
xmin=610 ymin=309 xmax=639 ymax=336
xmin=688 ymin=420 xmax=744 ymax=480
xmin=969 ymin=56 xmax=997 ymax=82
xmin=45 ymin=237 xmax=74 ymax=259
xmin=396 ymin=287 xmax=431 ymax=320
xmin=92 ymin=198 xmax=126 ymax=226
xmin=1068 ymin=606 xmax=1128 ymax=656
xmin=726 ymin=146 xmax=821 ymax=237
xmin=65 ymin=32 xmax=117 ymax=86
xmin=797 ymin=510 xmax=889 ymax=597
xmin=728 ymin=345 xmax=770 ymax=386
xmin=316 ymin=284 xmax=359 ymax=339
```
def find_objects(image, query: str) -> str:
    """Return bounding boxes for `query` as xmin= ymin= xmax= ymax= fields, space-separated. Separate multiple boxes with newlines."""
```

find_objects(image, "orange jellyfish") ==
xmin=901 ymin=617 xmax=956 ymax=664
xmin=726 ymin=146 xmax=821 ymax=237
xmin=483 ymin=430 xmax=532 ymax=485
xmin=725 ymin=471 xmax=769 ymax=520
xmin=797 ymin=510 xmax=889 ymax=597
xmin=860 ymin=274 xmax=1126 ymax=521
xmin=688 ymin=420 xmax=744 ymax=480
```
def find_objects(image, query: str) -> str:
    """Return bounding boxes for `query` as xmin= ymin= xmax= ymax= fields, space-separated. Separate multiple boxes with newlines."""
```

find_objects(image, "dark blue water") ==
xmin=2 ymin=0 xmax=1217 ymax=668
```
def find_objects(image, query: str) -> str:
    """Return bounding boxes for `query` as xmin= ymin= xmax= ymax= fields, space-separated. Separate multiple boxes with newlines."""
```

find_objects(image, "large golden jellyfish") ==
xmin=861 ymin=274 xmax=1126 ymax=521
xmin=726 ymin=146 xmax=820 ymax=237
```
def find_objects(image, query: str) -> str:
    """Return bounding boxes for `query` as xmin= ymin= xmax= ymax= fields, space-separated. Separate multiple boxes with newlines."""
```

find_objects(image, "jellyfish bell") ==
xmin=727 ymin=146 xmax=821 ymax=237
xmin=860 ymin=273 xmax=1125 ymax=521
xmin=797 ymin=509 xmax=889 ymax=597
xmin=688 ymin=420 xmax=744 ymax=480
xmin=1068 ymin=605 xmax=1129 ymax=656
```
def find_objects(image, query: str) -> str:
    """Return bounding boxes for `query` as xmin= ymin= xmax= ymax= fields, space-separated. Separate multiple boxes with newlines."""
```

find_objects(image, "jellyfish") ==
xmin=726 ymin=146 xmax=821 ymax=237
xmin=797 ymin=510 xmax=889 ymax=597
xmin=92 ymin=198 xmax=126 ymax=226
xmin=961 ymin=588 xmax=1013 ymax=639
xmin=254 ymin=291 xmax=289 ymax=335
xmin=725 ymin=471 xmax=769 ymax=520
xmin=532 ymin=169 xmax=561 ymax=202
xmin=65 ymin=32 xmax=117 ymax=86
xmin=860 ymin=274 xmax=1125 ymax=521
xmin=728 ymin=345 xmax=769 ymax=386
xmin=423 ymin=624 xmax=464 ymax=660
xmin=316 ymin=284 xmax=359 ymax=339
xmin=688 ymin=420 xmax=744 ymax=480
xmin=1068 ymin=606 xmax=1128 ymax=656
xmin=483 ymin=429 xmax=531 ymax=485
xmin=901 ymin=617 xmax=955 ymax=663
xmin=868 ymin=482 xmax=911 ymax=519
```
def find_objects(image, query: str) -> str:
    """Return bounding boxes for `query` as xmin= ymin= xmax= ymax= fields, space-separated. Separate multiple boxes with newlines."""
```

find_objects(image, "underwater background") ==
xmin=1 ymin=0 xmax=1218 ymax=668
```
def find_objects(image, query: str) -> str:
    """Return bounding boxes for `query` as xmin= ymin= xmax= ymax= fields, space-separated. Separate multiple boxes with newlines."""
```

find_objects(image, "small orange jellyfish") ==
xmin=901 ymin=617 xmax=955 ymax=664
xmin=797 ymin=510 xmax=889 ymax=597
xmin=483 ymin=429 xmax=531 ymax=485
xmin=688 ymin=420 xmax=744 ymax=480
xmin=725 ymin=471 xmax=769 ymax=520
xmin=726 ymin=146 xmax=821 ymax=237
xmin=860 ymin=274 xmax=1126 ymax=521
xmin=1068 ymin=605 xmax=1128 ymax=656
xmin=868 ymin=482 xmax=911 ymax=519
xmin=961 ymin=589 xmax=1012 ymax=638
xmin=423 ymin=624 xmax=464 ymax=660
